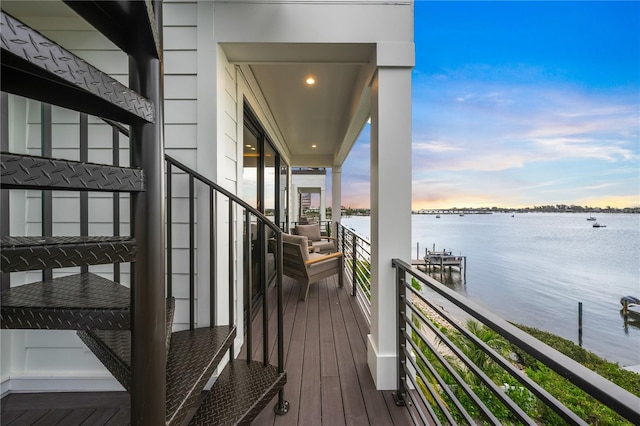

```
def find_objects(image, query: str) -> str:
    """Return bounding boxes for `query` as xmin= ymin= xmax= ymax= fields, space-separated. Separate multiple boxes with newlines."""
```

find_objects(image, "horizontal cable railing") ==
xmin=392 ymin=258 xmax=640 ymax=425
xmin=337 ymin=223 xmax=371 ymax=324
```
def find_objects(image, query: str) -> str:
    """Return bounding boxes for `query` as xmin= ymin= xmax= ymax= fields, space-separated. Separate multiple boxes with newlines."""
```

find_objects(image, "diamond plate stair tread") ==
xmin=1 ymin=272 xmax=129 ymax=330
xmin=1 ymin=152 xmax=145 ymax=192
xmin=1 ymin=236 xmax=136 ymax=272
xmin=1 ymin=11 xmax=154 ymax=124
xmin=189 ymin=360 xmax=287 ymax=426
xmin=78 ymin=325 xmax=236 ymax=426
xmin=76 ymin=298 xmax=175 ymax=390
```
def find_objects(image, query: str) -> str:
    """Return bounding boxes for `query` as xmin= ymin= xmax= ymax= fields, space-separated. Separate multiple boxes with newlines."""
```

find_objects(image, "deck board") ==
xmin=298 ymin=286 xmax=322 ymax=424
xmin=326 ymin=276 xmax=371 ymax=425
xmin=32 ymin=409 xmax=72 ymax=425
xmin=0 ymin=275 xmax=417 ymax=425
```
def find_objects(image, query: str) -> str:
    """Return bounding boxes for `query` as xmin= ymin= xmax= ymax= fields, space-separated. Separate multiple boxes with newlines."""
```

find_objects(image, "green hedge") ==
xmin=409 ymin=313 xmax=639 ymax=424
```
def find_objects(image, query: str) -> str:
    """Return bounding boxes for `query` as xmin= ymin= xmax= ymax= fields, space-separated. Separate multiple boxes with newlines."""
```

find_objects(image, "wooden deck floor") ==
xmin=250 ymin=275 xmax=413 ymax=426
xmin=0 ymin=275 xmax=413 ymax=425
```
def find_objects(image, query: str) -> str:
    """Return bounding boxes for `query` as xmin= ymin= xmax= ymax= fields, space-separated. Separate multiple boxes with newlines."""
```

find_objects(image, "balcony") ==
xmin=1 ymin=273 xmax=413 ymax=425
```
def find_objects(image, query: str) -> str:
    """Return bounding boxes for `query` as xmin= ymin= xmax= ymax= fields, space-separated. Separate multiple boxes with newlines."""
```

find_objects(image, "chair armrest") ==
xmin=305 ymin=251 xmax=343 ymax=265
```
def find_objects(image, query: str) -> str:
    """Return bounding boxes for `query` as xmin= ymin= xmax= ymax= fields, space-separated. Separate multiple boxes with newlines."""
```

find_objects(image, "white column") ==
xmin=368 ymin=66 xmax=412 ymax=389
xmin=331 ymin=166 xmax=342 ymax=237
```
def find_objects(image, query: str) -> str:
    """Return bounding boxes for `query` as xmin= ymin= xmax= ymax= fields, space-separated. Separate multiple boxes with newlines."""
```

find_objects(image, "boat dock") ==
xmin=412 ymin=243 xmax=467 ymax=283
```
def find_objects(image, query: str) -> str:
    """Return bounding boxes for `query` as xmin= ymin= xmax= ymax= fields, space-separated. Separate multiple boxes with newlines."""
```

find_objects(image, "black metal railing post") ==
xmin=112 ymin=125 xmax=121 ymax=283
xmin=41 ymin=103 xmax=53 ymax=282
xmin=274 ymin=230 xmax=290 ymax=415
xmin=244 ymin=210 xmax=252 ymax=361
xmin=352 ymin=231 xmax=357 ymax=297
xmin=1 ymin=92 xmax=10 ymax=292
xmin=228 ymin=200 xmax=235 ymax=359
xmin=79 ymin=113 xmax=89 ymax=275
xmin=393 ymin=264 xmax=407 ymax=406
xmin=210 ymin=187 xmax=216 ymax=326
xmin=166 ymin=163 xmax=172 ymax=298
xmin=262 ymin=220 xmax=269 ymax=365
xmin=189 ymin=175 xmax=195 ymax=330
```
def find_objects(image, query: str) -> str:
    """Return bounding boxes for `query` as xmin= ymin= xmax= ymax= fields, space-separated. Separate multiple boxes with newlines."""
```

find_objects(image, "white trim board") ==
xmin=1 ymin=375 xmax=124 ymax=398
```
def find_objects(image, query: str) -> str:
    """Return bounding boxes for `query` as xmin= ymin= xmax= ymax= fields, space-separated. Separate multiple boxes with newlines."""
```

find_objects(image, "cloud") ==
xmin=339 ymin=63 xmax=639 ymax=209
xmin=413 ymin=140 xmax=464 ymax=153
xmin=412 ymin=74 xmax=639 ymax=172
xmin=531 ymin=137 xmax=637 ymax=162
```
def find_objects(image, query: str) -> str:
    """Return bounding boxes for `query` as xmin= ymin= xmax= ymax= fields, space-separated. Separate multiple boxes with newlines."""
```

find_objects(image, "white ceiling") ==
xmin=250 ymin=62 xmax=363 ymax=155
xmin=222 ymin=42 xmax=375 ymax=167
xmin=2 ymin=1 xmax=375 ymax=167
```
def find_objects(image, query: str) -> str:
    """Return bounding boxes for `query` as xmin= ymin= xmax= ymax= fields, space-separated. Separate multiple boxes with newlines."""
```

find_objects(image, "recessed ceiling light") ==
xmin=251 ymin=147 xmax=256 ymax=151
xmin=245 ymin=144 xmax=252 ymax=148
xmin=306 ymin=77 xmax=316 ymax=85
xmin=311 ymin=144 xmax=317 ymax=148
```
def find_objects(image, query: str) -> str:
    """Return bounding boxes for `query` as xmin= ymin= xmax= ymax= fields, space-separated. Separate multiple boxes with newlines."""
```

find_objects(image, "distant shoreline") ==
xmin=413 ymin=209 xmax=640 ymax=214
xmin=334 ymin=210 xmax=640 ymax=218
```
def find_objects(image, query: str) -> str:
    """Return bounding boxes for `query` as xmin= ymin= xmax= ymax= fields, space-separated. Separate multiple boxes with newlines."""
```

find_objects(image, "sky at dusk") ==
xmin=339 ymin=1 xmax=639 ymax=210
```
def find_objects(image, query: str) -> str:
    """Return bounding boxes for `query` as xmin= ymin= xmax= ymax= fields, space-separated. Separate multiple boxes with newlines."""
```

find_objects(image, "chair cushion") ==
xmin=312 ymin=240 xmax=335 ymax=254
xmin=282 ymin=232 xmax=309 ymax=262
xmin=295 ymin=224 xmax=322 ymax=241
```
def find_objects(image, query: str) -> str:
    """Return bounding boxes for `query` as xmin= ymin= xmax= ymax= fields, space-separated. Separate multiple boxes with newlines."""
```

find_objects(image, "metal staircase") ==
xmin=1 ymin=2 xmax=287 ymax=425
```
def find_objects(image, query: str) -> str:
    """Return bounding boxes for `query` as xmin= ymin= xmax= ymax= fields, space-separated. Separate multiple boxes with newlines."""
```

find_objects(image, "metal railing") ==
xmin=107 ymin=118 xmax=288 ymax=411
xmin=165 ymin=155 xmax=288 ymax=413
xmin=337 ymin=223 xmax=372 ymax=324
xmin=392 ymin=258 xmax=640 ymax=425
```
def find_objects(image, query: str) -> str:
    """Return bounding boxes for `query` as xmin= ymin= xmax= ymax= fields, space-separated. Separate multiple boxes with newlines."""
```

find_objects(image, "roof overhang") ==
xmin=222 ymin=42 xmax=375 ymax=168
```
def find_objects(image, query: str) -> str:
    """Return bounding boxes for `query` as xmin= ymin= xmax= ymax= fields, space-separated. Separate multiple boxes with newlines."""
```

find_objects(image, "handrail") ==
xmin=104 ymin=120 xmax=280 ymax=235
xmin=392 ymin=258 xmax=640 ymax=425
xmin=165 ymin=155 xmax=281 ymax=234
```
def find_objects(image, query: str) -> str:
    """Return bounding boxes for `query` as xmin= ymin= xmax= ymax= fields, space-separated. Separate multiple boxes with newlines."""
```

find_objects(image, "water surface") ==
xmin=342 ymin=213 xmax=640 ymax=366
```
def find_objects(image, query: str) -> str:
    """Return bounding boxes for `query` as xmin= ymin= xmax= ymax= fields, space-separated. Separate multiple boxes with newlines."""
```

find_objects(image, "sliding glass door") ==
xmin=243 ymin=105 xmax=288 ymax=308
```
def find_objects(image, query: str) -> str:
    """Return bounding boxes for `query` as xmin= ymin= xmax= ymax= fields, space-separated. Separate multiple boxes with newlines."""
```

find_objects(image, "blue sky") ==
xmin=340 ymin=1 xmax=639 ymax=209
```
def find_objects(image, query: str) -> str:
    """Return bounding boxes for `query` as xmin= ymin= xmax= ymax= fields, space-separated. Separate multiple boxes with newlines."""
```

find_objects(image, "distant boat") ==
xmin=459 ymin=214 xmax=464 ymax=217
xmin=435 ymin=215 xmax=440 ymax=218
xmin=621 ymin=296 xmax=640 ymax=307
xmin=592 ymin=222 xmax=606 ymax=228
xmin=587 ymin=214 xmax=596 ymax=221
xmin=621 ymin=296 xmax=640 ymax=316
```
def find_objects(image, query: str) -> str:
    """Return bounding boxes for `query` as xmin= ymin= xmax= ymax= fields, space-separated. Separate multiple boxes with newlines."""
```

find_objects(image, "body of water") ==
xmin=341 ymin=213 xmax=640 ymax=367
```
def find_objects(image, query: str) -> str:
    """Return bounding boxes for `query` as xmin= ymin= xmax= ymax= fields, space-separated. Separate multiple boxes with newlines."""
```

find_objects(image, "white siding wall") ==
xmin=164 ymin=1 xmax=199 ymax=330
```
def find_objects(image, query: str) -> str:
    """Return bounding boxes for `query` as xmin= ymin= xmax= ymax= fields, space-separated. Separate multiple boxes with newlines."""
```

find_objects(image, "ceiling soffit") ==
xmin=224 ymin=43 xmax=375 ymax=168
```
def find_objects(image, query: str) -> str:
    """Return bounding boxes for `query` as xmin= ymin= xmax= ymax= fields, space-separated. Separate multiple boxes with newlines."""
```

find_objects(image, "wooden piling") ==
xmin=578 ymin=302 xmax=583 ymax=347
